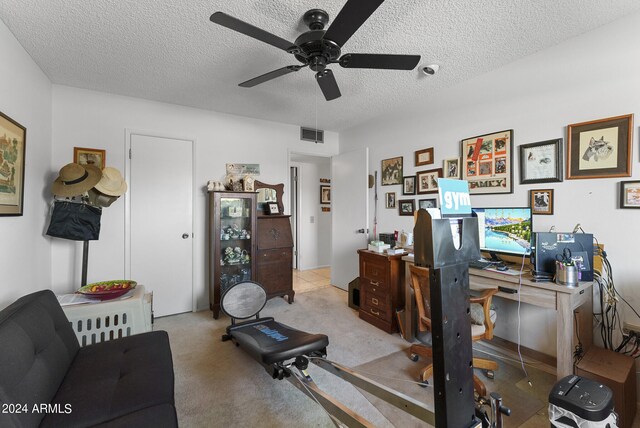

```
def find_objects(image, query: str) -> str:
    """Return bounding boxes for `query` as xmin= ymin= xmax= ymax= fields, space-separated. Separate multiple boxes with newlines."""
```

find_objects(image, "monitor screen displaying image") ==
xmin=472 ymin=207 xmax=532 ymax=257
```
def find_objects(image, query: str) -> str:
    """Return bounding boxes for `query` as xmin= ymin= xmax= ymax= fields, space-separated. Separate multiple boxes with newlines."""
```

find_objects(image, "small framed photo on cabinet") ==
xmin=267 ymin=202 xmax=280 ymax=215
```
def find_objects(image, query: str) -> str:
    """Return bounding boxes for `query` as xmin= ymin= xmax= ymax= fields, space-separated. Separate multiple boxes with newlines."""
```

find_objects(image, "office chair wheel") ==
xmin=484 ymin=370 xmax=494 ymax=380
xmin=418 ymin=379 xmax=429 ymax=388
xmin=409 ymin=353 xmax=419 ymax=362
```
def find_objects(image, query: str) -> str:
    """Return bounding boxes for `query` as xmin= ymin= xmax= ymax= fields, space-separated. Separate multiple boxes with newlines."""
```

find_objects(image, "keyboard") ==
xmin=468 ymin=259 xmax=494 ymax=270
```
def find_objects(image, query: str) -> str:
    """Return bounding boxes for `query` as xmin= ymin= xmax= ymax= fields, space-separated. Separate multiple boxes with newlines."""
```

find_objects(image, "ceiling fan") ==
xmin=210 ymin=0 xmax=421 ymax=101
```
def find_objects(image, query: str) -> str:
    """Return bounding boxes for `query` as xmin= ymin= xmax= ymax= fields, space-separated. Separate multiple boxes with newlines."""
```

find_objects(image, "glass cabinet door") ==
xmin=210 ymin=191 xmax=257 ymax=319
xmin=219 ymin=197 xmax=253 ymax=294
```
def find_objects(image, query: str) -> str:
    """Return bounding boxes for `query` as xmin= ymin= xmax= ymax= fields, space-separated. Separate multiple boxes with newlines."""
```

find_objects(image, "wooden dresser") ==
xmin=256 ymin=215 xmax=294 ymax=303
xmin=357 ymin=249 xmax=406 ymax=333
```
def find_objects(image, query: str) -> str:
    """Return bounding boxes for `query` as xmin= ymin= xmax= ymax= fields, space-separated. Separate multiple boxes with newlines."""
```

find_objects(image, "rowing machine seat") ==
xmin=221 ymin=281 xmax=328 ymax=371
xmin=227 ymin=318 xmax=328 ymax=364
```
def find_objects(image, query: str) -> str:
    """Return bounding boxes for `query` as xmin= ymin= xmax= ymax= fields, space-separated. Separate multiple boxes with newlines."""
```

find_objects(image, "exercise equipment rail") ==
xmin=220 ymin=209 xmax=509 ymax=427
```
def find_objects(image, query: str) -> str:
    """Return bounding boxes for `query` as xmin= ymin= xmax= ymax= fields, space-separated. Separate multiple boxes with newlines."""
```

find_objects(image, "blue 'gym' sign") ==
xmin=438 ymin=178 xmax=472 ymax=216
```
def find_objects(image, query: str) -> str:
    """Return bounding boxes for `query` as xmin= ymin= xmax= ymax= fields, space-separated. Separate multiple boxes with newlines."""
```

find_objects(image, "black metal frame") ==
xmin=413 ymin=209 xmax=481 ymax=428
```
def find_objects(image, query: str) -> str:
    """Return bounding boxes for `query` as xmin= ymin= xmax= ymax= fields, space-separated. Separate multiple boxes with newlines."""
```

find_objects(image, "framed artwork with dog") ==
xmin=530 ymin=189 xmax=554 ymax=215
xmin=566 ymin=114 xmax=633 ymax=179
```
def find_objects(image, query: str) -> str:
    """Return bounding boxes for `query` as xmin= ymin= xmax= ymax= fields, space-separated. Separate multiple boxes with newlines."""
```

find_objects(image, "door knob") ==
xmin=356 ymin=228 xmax=368 ymax=234
xmin=182 ymin=233 xmax=190 ymax=239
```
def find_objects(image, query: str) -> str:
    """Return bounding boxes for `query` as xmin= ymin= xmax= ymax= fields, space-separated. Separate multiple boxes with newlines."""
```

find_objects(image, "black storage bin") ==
xmin=549 ymin=375 xmax=617 ymax=427
xmin=348 ymin=277 xmax=360 ymax=310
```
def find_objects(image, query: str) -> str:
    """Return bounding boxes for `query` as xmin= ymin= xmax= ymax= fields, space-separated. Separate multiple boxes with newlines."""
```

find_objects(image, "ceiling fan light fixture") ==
xmin=210 ymin=0 xmax=422 ymax=101
xmin=422 ymin=64 xmax=440 ymax=75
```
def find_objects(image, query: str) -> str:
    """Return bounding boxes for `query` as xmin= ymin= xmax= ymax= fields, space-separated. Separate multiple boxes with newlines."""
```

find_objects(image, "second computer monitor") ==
xmin=472 ymin=207 xmax=533 ymax=259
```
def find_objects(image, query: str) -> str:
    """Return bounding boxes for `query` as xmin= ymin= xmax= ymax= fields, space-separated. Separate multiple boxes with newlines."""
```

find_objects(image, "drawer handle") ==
xmin=370 ymin=281 xmax=379 ymax=286
xmin=371 ymin=297 xmax=379 ymax=305
xmin=370 ymin=309 xmax=380 ymax=316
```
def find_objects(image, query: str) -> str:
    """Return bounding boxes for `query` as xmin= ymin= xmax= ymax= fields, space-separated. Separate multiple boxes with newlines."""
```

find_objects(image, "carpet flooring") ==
xmin=354 ymin=348 xmax=556 ymax=427
xmin=154 ymin=286 xmax=634 ymax=427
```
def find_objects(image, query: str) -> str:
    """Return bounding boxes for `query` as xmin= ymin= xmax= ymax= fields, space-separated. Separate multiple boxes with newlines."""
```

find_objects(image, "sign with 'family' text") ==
xmin=438 ymin=178 xmax=471 ymax=216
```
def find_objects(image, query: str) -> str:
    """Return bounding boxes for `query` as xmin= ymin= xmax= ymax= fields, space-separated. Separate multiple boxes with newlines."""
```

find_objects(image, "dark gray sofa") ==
xmin=0 ymin=290 xmax=177 ymax=428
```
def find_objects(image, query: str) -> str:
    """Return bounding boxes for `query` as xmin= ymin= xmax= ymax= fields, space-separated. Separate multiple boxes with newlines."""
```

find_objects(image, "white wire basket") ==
xmin=62 ymin=285 xmax=153 ymax=347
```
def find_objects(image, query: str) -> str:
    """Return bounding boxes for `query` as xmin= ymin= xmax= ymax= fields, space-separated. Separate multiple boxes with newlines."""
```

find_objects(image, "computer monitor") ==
xmin=472 ymin=207 xmax=533 ymax=260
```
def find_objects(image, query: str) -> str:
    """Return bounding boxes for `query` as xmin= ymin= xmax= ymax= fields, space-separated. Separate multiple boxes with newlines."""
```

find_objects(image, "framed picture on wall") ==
xmin=530 ymin=189 xmax=554 ymax=215
xmin=398 ymin=199 xmax=415 ymax=216
xmin=566 ymin=114 xmax=633 ymax=179
xmin=385 ymin=192 xmax=396 ymax=208
xmin=519 ymin=139 xmax=563 ymax=184
xmin=402 ymin=176 xmax=416 ymax=195
xmin=416 ymin=168 xmax=443 ymax=194
xmin=74 ymin=147 xmax=106 ymax=170
xmin=418 ymin=198 xmax=438 ymax=210
xmin=619 ymin=181 xmax=640 ymax=208
xmin=443 ymin=158 xmax=460 ymax=179
xmin=320 ymin=185 xmax=331 ymax=204
xmin=461 ymin=129 xmax=513 ymax=194
xmin=381 ymin=156 xmax=403 ymax=185
xmin=415 ymin=148 xmax=434 ymax=166
xmin=0 ymin=111 xmax=26 ymax=216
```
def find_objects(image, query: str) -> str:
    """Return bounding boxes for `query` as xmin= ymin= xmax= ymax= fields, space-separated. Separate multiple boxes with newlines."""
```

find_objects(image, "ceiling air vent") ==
xmin=300 ymin=127 xmax=324 ymax=144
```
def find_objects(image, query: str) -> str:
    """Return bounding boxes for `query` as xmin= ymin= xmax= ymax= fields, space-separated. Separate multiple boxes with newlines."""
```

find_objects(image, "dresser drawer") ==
xmin=362 ymin=293 xmax=389 ymax=311
xmin=361 ymin=301 xmax=392 ymax=322
xmin=361 ymin=279 xmax=388 ymax=298
xmin=361 ymin=258 xmax=388 ymax=285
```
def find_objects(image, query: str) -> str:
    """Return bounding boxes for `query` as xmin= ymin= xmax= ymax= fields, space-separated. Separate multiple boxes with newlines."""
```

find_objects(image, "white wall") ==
xmin=341 ymin=12 xmax=640 ymax=356
xmin=50 ymin=86 xmax=338 ymax=310
xmin=0 ymin=19 xmax=52 ymax=307
xmin=291 ymin=155 xmax=331 ymax=270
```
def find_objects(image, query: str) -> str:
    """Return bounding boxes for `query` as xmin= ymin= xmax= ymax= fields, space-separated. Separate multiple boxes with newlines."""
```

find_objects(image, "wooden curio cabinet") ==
xmin=209 ymin=191 xmax=257 ymax=319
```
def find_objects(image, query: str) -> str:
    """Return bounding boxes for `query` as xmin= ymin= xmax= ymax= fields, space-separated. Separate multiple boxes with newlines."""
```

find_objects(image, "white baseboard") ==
xmin=297 ymin=264 xmax=330 ymax=271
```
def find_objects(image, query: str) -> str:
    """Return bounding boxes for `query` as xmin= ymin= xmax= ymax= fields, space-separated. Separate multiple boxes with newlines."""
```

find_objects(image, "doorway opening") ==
xmin=289 ymin=153 xmax=332 ymax=294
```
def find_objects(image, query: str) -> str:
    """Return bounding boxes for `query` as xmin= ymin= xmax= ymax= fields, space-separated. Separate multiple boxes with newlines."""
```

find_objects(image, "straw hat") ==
xmin=94 ymin=167 xmax=127 ymax=196
xmin=52 ymin=163 xmax=102 ymax=197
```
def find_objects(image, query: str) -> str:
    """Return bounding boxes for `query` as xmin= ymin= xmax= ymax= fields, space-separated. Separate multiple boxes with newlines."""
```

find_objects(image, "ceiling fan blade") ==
xmin=339 ymin=53 xmax=421 ymax=70
xmin=322 ymin=0 xmax=385 ymax=47
xmin=315 ymin=69 xmax=341 ymax=101
xmin=210 ymin=12 xmax=298 ymax=53
xmin=239 ymin=66 xmax=302 ymax=88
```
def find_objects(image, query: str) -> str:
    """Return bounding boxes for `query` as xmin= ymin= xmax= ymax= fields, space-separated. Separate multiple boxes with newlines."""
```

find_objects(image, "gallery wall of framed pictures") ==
xmin=374 ymin=112 xmax=635 ymax=221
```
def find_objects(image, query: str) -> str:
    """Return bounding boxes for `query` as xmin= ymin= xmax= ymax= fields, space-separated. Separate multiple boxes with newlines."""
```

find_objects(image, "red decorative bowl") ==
xmin=77 ymin=280 xmax=137 ymax=300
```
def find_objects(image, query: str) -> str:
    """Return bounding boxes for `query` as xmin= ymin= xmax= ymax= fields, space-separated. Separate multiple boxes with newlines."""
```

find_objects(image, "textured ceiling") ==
xmin=1 ymin=0 xmax=639 ymax=131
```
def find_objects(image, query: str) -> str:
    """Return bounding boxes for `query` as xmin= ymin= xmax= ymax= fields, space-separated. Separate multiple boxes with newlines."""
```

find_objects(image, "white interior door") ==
xmin=128 ymin=133 xmax=193 ymax=317
xmin=331 ymin=148 xmax=369 ymax=290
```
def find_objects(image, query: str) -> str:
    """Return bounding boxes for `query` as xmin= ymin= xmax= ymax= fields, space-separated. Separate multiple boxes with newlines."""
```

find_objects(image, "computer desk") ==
xmin=401 ymin=255 xmax=593 ymax=380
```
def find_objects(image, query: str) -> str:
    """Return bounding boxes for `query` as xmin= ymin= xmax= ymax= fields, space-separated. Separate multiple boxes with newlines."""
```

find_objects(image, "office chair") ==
xmin=408 ymin=264 xmax=499 ymax=396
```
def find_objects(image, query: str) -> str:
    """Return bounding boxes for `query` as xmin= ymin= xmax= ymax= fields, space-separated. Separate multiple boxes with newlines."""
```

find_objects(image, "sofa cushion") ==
xmin=0 ymin=290 xmax=80 ymax=428
xmin=41 ymin=331 xmax=175 ymax=428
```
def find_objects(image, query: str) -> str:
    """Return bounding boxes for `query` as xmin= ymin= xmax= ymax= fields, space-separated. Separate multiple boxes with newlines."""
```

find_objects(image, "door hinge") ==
xmin=128 ymin=148 xmax=132 ymax=159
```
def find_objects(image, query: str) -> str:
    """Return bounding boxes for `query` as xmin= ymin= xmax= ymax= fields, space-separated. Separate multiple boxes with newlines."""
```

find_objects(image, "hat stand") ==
xmin=81 ymin=240 xmax=90 ymax=287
